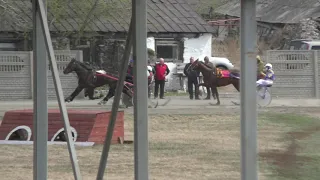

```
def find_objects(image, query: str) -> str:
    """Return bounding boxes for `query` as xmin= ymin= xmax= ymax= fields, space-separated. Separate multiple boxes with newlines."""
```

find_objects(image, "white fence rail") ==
xmin=0 ymin=50 xmax=83 ymax=100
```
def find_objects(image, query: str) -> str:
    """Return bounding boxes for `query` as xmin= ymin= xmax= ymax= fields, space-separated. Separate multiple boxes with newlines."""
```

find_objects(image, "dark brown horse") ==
xmin=187 ymin=59 xmax=240 ymax=105
xmin=63 ymin=58 xmax=133 ymax=105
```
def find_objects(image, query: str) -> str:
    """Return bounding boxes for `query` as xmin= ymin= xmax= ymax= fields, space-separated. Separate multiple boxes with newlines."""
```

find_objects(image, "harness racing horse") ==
xmin=187 ymin=59 xmax=240 ymax=105
xmin=63 ymin=58 xmax=133 ymax=105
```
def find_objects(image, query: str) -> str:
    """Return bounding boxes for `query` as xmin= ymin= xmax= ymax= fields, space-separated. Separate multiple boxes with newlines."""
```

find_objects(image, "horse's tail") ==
xmin=229 ymin=68 xmax=240 ymax=79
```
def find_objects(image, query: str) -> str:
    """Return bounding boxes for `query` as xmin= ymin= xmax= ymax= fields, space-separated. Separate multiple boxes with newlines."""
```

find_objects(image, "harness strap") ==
xmin=96 ymin=73 xmax=134 ymax=86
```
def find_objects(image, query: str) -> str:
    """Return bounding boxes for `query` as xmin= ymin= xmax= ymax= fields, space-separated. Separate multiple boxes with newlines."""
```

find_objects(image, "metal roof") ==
xmin=0 ymin=0 xmax=213 ymax=33
xmin=215 ymin=0 xmax=320 ymax=24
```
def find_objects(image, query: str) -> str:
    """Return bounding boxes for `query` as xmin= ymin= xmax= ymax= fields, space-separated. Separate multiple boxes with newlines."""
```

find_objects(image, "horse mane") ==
xmin=75 ymin=60 xmax=93 ymax=71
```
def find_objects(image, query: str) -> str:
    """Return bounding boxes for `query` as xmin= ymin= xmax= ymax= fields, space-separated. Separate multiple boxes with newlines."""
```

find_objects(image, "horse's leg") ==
xmin=123 ymin=86 xmax=133 ymax=98
xmin=65 ymin=85 xmax=84 ymax=102
xmin=87 ymin=87 xmax=100 ymax=100
xmin=84 ymin=88 xmax=89 ymax=97
xmin=98 ymin=87 xmax=115 ymax=105
xmin=212 ymin=86 xmax=220 ymax=105
xmin=205 ymin=86 xmax=211 ymax=99
xmin=211 ymin=86 xmax=217 ymax=100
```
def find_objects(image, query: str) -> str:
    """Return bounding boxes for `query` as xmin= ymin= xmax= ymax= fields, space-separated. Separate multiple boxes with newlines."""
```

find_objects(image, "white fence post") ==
xmin=314 ymin=51 xmax=319 ymax=98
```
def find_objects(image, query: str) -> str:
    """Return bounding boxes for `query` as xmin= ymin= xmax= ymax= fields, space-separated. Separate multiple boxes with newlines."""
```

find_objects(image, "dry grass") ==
xmin=212 ymin=38 xmax=241 ymax=67
xmin=0 ymin=114 xmax=289 ymax=180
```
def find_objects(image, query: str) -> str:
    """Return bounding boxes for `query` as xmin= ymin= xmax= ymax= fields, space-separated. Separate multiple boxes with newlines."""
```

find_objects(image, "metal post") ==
xmin=313 ymin=51 xmax=319 ymax=98
xmin=133 ymin=0 xmax=149 ymax=179
xmin=36 ymin=0 xmax=82 ymax=179
xmin=96 ymin=19 xmax=133 ymax=180
xmin=240 ymin=0 xmax=258 ymax=180
xmin=32 ymin=0 xmax=48 ymax=179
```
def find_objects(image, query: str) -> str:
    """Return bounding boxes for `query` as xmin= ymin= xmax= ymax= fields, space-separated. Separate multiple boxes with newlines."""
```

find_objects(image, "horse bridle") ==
xmin=187 ymin=60 xmax=199 ymax=72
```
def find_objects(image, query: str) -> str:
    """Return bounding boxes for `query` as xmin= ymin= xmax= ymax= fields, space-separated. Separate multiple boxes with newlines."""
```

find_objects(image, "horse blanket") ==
xmin=216 ymin=69 xmax=230 ymax=78
xmin=215 ymin=68 xmax=240 ymax=79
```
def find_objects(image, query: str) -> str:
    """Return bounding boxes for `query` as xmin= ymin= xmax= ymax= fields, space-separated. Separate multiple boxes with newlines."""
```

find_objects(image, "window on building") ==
xmin=155 ymin=40 xmax=180 ymax=62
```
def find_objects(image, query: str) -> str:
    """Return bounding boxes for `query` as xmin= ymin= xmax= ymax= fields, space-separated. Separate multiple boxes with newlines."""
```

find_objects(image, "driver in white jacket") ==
xmin=256 ymin=63 xmax=275 ymax=88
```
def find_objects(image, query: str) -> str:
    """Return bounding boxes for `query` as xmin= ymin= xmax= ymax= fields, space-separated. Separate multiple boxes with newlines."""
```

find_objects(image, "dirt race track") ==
xmin=0 ymin=96 xmax=320 ymax=114
xmin=0 ymin=96 xmax=320 ymax=118
xmin=0 ymin=96 xmax=320 ymax=180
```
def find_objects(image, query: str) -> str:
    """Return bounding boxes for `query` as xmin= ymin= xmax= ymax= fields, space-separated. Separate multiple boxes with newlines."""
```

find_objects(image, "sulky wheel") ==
xmin=257 ymin=87 xmax=272 ymax=107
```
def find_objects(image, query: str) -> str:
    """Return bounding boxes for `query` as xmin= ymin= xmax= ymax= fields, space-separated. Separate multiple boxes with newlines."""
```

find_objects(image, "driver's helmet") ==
xmin=129 ymin=59 xmax=134 ymax=64
xmin=265 ymin=63 xmax=272 ymax=69
xmin=256 ymin=55 xmax=262 ymax=62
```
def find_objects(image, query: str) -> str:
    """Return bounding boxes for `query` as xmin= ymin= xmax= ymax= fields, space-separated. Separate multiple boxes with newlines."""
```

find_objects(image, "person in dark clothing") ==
xmin=184 ymin=57 xmax=200 ymax=100
xmin=204 ymin=56 xmax=214 ymax=100
xmin=126 ymin=59 xmax=134 ymax=84
xmin=154 ymin=58 xmax=170 ymax=99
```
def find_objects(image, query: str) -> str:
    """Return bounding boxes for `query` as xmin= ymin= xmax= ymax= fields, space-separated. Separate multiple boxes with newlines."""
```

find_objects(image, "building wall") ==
xmin=147 ymin=33 xmax=212 ymax=91
xmin=182 ymin=33 xmax=212 ymax=63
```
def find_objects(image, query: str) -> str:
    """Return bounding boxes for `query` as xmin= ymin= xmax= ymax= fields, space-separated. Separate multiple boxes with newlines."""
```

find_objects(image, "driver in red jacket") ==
xmin=154 ymin=58 xmax=170 ymax=99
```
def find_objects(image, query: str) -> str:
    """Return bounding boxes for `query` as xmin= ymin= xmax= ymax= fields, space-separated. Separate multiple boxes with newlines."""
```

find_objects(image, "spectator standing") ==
xmin=154 ymin=58 xmax=170 ymax=99
xmin=184 ymin=57 xmax=200 ymax=100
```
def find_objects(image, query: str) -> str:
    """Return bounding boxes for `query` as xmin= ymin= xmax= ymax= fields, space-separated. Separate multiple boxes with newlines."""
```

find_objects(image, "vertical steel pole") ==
xmin=133 ymin=0 xmax=149 ymax=179
xmin=96 ymin=19 xmax=133 ymax=180
xmin=36 ymin=0 xmax=82 ymax=179
xmin=32 ymin=0 xmax=48 ymax=179
xmin=240 ymin=0 xmax=258 ymax=180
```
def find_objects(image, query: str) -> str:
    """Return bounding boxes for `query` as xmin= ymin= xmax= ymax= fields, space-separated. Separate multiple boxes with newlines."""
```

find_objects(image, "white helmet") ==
xmin=265 ymin=63 xmax=272 ymax=69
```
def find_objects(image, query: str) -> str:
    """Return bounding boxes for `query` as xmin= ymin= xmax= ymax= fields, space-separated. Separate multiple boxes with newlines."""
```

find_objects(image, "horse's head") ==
xmin=63 ymin=58 xmax=79 ymax=74
xmin=187 ymin=59 xmax=201 ymax=73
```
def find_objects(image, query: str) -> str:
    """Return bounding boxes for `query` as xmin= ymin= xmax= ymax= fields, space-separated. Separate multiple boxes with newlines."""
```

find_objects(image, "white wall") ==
xmin=147 ymin=33 xmax=212 ymax=91
xmin=183 ymin=33 xmax=212 ymax=63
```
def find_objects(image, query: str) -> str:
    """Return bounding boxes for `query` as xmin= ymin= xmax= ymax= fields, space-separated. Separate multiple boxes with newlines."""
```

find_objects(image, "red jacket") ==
xmin=154 ymin=63 xmax=170 ymax=80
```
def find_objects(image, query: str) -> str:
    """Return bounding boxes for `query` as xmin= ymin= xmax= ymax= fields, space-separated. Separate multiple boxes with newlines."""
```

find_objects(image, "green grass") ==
xmin=258 ymin=112 xmax=320 ymax=180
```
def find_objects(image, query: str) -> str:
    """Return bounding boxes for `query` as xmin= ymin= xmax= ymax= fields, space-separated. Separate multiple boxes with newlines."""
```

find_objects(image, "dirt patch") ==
xmin=287 ymin=126 xmax=320 ymax=139
xmin=260 ymin=139 xmax=311 ymax=169
xmin=259 ymin=125 xmax=320 ymax=178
